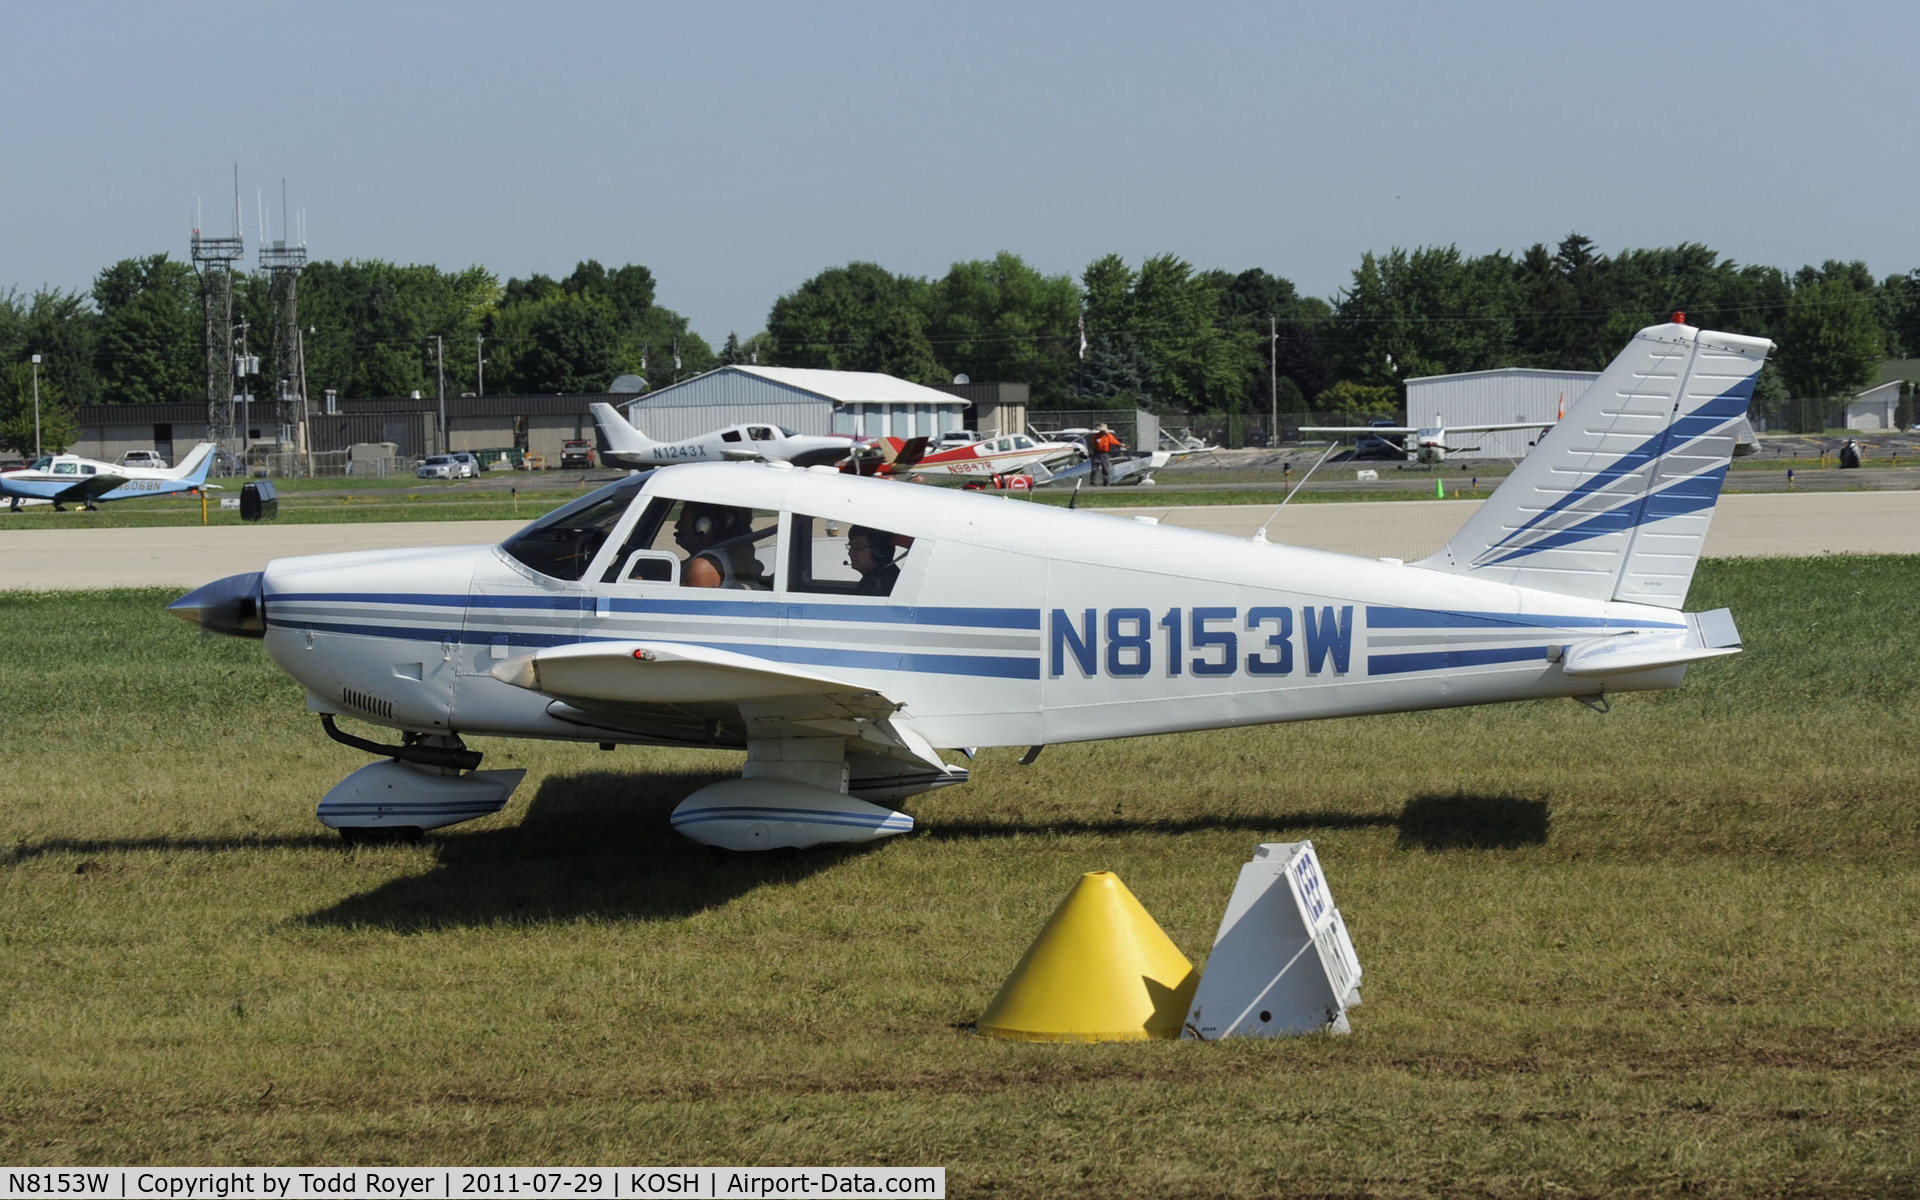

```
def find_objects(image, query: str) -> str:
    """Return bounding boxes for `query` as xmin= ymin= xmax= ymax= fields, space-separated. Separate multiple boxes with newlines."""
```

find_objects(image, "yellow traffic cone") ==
xmin=978 ymin=871 xmax=1198 ymax=1042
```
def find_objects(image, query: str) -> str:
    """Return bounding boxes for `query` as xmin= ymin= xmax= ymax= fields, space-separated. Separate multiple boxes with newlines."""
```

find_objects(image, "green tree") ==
xmin=92 ymin=255 xmax=202 ymax=405
xmin=1076 ymin=254 xmax=1258 ymax=413
xmin=0 ymin=361 xmax=76 ymax=455
xmin=1777 ymin=266 xmax=1883 ymax=431
xmin=0 ymin=288 xmax=99 ymax=409
xmin=299 ymin=261 xmax=498 ymax=399
xmin=1877 ymin=270 xmax=1920 ymax=359
xmin=495 ymin=292 xmax=623 ymax=394
xmin=1312 ymin=380 xmax=1399 ymax=422
xmin=766 ymin=262 xmax=941 ymax=382
xmin=1334 ymin=245 xmax=1523 ymax=387
xmin=924 ymin=252 xmax=1080 ymax=401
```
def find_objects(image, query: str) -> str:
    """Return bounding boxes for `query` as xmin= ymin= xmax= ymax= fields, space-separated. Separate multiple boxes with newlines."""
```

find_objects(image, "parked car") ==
xmin=416 ymin=454 xmax=472 ymax=480
xmin=1355 ymin=419 xmax=1405 ymax=459
xmin=118 ymin=450 xmax=169 ymax=469
xmin=560 ymin=439 xmax=595 ymax=468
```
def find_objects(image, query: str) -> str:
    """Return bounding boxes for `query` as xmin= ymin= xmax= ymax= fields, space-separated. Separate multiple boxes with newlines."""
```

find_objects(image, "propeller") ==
xmin=168 ymin=571 xmax=267 ymax=638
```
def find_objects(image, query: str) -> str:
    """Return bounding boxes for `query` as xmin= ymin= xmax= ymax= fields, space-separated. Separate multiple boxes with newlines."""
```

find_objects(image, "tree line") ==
xmin=2 ymin=232 xmax=1913 ymax=454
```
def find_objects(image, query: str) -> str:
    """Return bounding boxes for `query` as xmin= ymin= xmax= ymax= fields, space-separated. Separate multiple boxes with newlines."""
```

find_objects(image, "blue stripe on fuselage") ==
xmin=1366 ymin=607 xmax=1684 ymax=630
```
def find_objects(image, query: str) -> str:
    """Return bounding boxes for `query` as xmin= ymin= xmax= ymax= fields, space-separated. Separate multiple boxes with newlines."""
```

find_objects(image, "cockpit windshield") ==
xmin=499 ymin=472 xmax=651 ymax=580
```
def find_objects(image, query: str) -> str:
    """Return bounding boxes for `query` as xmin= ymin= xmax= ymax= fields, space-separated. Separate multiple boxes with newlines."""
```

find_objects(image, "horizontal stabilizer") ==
xmin=1560 ymin=608 xmax=1742 ymax=677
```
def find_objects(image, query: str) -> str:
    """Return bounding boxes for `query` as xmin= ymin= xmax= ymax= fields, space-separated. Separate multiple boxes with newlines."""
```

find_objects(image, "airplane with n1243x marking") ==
xmin=172 ymin=322 xmax=1768 ymax=849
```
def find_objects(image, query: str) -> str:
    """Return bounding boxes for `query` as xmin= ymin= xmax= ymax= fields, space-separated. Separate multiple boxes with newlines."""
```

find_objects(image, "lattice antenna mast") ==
xmin=258 ymin=178 xmax=308 ymax=451
xmin=191 ymin=170 xmax=245 ymax=470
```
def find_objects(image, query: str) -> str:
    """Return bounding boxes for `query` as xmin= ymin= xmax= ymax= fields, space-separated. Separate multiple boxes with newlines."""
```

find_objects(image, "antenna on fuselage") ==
xmin=1252 ymin=440 xmax=1340 ymax=543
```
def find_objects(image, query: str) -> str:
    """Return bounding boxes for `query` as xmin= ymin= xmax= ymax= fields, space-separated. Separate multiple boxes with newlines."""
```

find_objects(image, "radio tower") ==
xmin=259 ymin=181 xmax=308 ymax=457
xmin=191 ymin=175 xmax=244 ymax=470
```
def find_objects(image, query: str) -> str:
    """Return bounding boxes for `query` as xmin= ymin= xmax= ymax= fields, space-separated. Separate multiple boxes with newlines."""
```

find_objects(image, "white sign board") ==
xmin=1182 ymin=841 xmax=1363 ymax=1039
xmin=219 ymin=497 xmax=241 ymax=510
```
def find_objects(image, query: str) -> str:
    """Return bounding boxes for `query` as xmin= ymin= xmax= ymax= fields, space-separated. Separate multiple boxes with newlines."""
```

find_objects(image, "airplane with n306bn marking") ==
xmin=172 ymin=323 xmax=1768 ymax=849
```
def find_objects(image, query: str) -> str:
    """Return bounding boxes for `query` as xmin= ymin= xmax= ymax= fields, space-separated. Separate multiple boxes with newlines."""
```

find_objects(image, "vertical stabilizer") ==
xmin=588 ymin=402 xmax=660 ymax=460
xmin=1418 ymin=323 xmax=1771 ymax=609
xmin=167 ymin=442 xmax=217 ymax=484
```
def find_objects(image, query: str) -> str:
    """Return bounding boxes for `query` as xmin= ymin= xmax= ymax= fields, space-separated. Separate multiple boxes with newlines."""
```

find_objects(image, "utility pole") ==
xmin=1269 ymin=315 xmax=1278 ymax=450
xmin=237 ymin=318 xmax=253 ymax=465
xmin=30 ymin=353 xmax=41 ymax=458
xmin=435 ymin=335 xmax=447 ymax=454
xmin=476 ymin=334 xmax=485 ymax=397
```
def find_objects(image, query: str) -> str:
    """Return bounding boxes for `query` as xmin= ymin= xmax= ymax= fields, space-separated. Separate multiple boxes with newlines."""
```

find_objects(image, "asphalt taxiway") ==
xmin=2 ymin=491 xmax=1916 ymax=591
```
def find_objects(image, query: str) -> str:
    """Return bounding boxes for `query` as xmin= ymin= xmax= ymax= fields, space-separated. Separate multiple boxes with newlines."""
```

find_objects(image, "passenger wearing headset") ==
xmin=675 ymin=502 xmax=764 ymax=588
xmin=846 ymin=524 xmax=903 ymax=596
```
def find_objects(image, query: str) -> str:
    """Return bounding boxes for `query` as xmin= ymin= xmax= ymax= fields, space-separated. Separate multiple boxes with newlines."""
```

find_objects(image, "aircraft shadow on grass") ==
xmin=300 ymin=769 xmax=879 ymax=933
xmin=924 ymin=791 xmax=1550 ymax=852
xmin=298 ymin=785 xmax=1548 ymax=932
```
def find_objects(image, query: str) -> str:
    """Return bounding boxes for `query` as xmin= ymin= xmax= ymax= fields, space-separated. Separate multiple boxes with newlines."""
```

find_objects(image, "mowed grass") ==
xmin=1 ymin=559 xmax=1917 ymax=1196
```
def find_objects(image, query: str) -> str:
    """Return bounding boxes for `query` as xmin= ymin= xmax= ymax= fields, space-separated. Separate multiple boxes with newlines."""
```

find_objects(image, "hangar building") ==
xmin=619 ymin=366 xmax=1017 ymax=442
xmin=1404 ymin=367 xmax=1600 ymax=459
xmin=69 ymin=369 xmax=1028 ymax=468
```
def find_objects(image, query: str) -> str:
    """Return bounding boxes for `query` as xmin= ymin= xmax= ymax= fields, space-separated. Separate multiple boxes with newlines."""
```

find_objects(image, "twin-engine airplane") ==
xmin=589 ymin=402 xmax=865 ymax=470
xmin=1300 ymin=418 xmax=1556 ymax=464
xmin=4 ymin=443 xmax=217 ymax=511
xmin=174 ymin=323 xmax=1767 ymax=850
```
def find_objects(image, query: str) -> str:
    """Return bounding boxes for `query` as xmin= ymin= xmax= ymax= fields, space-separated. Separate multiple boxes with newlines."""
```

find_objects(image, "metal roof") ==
xmin=641 ymin=366 xmax=970 ymax=409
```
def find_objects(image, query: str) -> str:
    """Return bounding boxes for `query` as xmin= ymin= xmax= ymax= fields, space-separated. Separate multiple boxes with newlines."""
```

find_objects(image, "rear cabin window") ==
xmin=788 ymin=513 xmax=911 ymax=598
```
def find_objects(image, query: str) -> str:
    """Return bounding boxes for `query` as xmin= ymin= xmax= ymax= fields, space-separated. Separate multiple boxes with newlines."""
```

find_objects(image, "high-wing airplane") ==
xmin=1300 ymin=418 xmax=1556 ymax=463
xmin=841 ymin=431 xmax=1084 ymax=483
xmin=589 ymin=402 xmax=866 ymax=470
xmin=3 ymin=442 xmax=218 ymax=511
xmin=173 ymin=323 xmax=1767 ymax=850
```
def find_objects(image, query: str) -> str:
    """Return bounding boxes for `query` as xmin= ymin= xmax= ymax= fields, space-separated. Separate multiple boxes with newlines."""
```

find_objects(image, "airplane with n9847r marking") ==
xmin=172 ymin=323 xmax=1767 ymax=850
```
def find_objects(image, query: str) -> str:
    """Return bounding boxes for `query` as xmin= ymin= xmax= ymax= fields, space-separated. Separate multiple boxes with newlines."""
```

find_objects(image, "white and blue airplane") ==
xmin=589 ymin=402 xmax=868 ymax=470
xmin=173 ymin=323 xmax=1768 ymax=848
xmin=4 ymin=443 xmax=218 ymax=511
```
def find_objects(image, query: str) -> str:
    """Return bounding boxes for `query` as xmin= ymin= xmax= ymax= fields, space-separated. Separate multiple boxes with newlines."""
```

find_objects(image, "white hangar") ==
xmin=621 ymin=366 xmax=1028 ymax=443
xmin=1404 ymin=367 xmax=1601 ymax=459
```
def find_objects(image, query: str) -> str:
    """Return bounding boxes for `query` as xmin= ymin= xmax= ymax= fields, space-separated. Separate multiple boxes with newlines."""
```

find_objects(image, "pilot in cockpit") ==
xmin=847 ymin=524 xmax=905 ymax=596
xmin=676 ymin=501 xmax=763 ymax=588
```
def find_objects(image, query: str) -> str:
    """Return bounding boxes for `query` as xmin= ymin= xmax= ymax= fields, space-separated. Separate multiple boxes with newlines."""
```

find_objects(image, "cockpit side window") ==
xmin=749 ymin=426 xmax=774 ymax=441
xmin=500 ymin=474 xmax=648 ymax=581
xmin=602 ymin=497 xmax=779 ymax=589
xmin=788 ymin=513 xmax=911 ymax=598
xmin=53 ymin=461 xmax=77 ymax=475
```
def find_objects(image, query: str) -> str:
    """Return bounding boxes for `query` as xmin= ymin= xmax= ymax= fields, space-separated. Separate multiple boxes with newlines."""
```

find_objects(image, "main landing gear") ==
xmin=315 ymin=716 xmax=526 ymax=844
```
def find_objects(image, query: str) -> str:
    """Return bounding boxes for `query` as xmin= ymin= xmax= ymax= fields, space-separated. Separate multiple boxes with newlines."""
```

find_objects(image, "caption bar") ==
xmin=1 ymin=1171 xmax=944 ymax=1200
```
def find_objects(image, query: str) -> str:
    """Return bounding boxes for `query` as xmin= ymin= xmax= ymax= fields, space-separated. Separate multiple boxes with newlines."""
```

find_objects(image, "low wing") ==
xmin=490 ymin=640 xmax=941 ymax=767
xmin=51 ymin=474 xmax=130 ymax=501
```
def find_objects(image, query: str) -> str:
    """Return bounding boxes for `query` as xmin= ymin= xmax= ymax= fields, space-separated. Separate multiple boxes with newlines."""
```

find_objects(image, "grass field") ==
xmin=2 ymin=559 xmax=1918 ymax=1195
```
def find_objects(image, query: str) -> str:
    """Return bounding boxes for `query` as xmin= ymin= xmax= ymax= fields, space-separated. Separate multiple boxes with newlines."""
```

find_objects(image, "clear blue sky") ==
xmin=4 ymin=0 xmax=1914 ymax=343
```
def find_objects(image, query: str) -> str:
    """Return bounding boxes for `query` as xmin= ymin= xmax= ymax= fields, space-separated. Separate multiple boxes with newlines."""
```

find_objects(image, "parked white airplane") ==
xmin=174 ymin=323 xmax=1767 ymax=849
xmin=589 ymin=402 xmax=865 ymax=470
xmin=3 ymin=443 xmax=218 ymax=511
xmin=1300 ymin=418 xmax=1556 ymax=463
